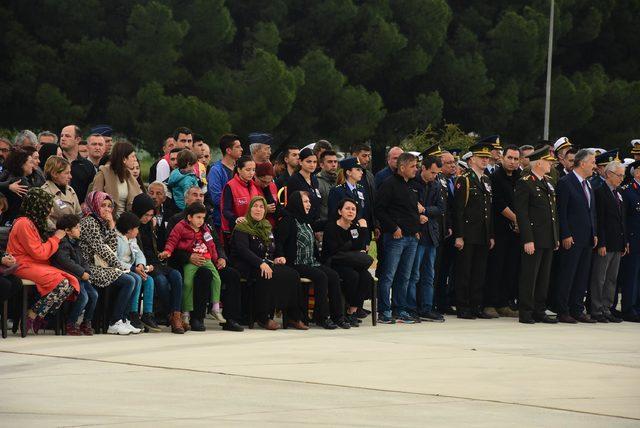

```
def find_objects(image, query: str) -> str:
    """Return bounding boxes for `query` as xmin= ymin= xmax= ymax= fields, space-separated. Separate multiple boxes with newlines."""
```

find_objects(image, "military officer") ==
xmin=620 ymin=161 xmax=640 ymax=322
xmin=514 ymin=146 xmax=559 ymax=324
xmin=453 ymin=141 xmax=495 ymax=319
xmin=476 ymin=135 xmax=502 ymax=175
xmin=553 ymin=137 xmax=573 ymax=179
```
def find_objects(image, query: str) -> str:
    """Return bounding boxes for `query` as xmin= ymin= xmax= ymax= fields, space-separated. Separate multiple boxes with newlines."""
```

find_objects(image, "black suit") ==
xmin=434 ymin=174 xmax=456 ymax=312
xmin=554 ymin=172 xmax=597 ymax=316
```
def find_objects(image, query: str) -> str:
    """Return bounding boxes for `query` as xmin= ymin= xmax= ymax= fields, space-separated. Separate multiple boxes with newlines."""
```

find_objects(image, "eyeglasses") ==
xmin=608 ymin=171 xmax=624 ymax=179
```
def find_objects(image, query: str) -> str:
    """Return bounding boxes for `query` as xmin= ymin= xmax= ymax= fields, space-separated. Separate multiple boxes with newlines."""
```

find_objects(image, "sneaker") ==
xmin=107 ymin=320 xmax=131 ymax=335
xmin=396 ymin=313 xmax=416 ymax=324
xmin=141 ymin=313 xmax=162 ymax=332
xmin=210 ymin=309 xmax=226 ymax=323
xmin=356 ymin=307 xmax=370 ymax=319
xmin=419 ymin=311 xmax=445 ymax=322
xmin=378 ymin=314 xmax=396 ymax=324
xmin=65 ymin=322 xmax=82 ymax=336
xmin=335 ymin=317 xmax=351 ymax=329
xmin=129 ymin=312 xmax=144 ymax=329
xmin=124 ymin=319 xmax=142 ymax=334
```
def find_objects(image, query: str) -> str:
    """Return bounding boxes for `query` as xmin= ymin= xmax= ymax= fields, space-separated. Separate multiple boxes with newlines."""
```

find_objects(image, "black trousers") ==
xmin=293 ymin=264 xmax=343 ymax=321
xmin=332 ymin=264 xmax=372 ymax=311
xmin=434 ymin=236 xmax=456 ymax=312
xmin=484 ymin=231 xmax=520 ymax=308
xmin=519 ymin=247 xmax=554 ymax=317
xmin=192 ymin=266 xmax=242 ymax=322
xmin=554 ymin=244 xmax=592 ymax=316
xmin=455 ymin=242 xmax=489 ymax=312
xmin=253 ymin=265 xmax=303 ymax=323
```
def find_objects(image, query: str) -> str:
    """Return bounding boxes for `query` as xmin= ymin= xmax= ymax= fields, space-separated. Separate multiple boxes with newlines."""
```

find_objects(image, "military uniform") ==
xmin=620 ymin=177 xmax=640 ymax=319
xmin=453 ymin=143 xmax=494 ymax=318
xmin=514 ymin=170 xmax=559 ymax=322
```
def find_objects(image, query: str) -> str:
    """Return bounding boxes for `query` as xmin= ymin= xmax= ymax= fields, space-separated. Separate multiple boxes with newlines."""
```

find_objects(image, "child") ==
xmin=51 ymin=214 xmax=97 ymax=336
xmin=159 ymin=202 xmax=224 ymax=326
xmin=115 ymin=212 xmax=160 ymax=332
xmin=167 ymin=149 xmax=200 ymax=210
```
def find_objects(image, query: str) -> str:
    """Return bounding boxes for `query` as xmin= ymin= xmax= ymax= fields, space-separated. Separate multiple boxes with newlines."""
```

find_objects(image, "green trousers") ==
xmin=182 ymin=260 xmax=221 ymax=312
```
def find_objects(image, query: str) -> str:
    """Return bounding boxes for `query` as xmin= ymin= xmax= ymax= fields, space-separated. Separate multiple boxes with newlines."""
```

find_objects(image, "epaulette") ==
xmin=521 ymin=174 xmax=532 ymax=180
xmin=620 ymin=184 xmax=629 ymax=190
xmin=544 ymin=174 xmax=552 ymax=180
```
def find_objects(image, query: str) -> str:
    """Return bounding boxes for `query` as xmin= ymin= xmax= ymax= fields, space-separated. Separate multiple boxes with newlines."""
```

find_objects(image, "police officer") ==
xmin=514 ymin=146 xmax=559 ymax=324
xmin=327 ymin=157 xmax=372 ymax=232
xmin=453 ymin=141 xmax=495 ymax=319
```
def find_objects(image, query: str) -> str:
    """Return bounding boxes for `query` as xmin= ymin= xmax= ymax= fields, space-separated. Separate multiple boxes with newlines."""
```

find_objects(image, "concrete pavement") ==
xmin=1 ymin=316 xmax=639 ymax=427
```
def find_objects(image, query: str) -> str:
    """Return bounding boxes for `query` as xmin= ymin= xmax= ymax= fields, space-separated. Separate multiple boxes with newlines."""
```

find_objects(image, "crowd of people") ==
xmin=0 ymin=124 xmax=639 ymax=337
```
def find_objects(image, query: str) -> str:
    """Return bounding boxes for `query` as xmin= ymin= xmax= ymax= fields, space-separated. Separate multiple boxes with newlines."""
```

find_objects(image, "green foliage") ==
xmin=0 ymin=0 xmax=638 ymax=155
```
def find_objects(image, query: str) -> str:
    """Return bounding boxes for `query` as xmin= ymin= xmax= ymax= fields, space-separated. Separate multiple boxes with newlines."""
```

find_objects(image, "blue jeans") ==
xmin=153 ymin=268 xmax=183 ymax=313
xmin=109 ymin=274 xmax=136 ymax=324
xmin=128 ymin=272 xmax=155 ymax=314
xmin=407 ymin=243 xmax=437 ymax=314
xmin=377 ymin=234 xmax=418 ymax=318
xmin=68 ymin=280 xmax=98 ymax=323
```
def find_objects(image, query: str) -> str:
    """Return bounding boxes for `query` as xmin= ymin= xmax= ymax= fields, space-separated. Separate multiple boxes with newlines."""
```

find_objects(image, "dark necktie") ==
xmin=581 ymin=180 xmax=590 ymax=208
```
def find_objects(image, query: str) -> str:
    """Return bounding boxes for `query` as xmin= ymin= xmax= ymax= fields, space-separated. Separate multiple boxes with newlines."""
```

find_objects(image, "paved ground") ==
xmin=1 ymin=316 xmax=639 ymax=427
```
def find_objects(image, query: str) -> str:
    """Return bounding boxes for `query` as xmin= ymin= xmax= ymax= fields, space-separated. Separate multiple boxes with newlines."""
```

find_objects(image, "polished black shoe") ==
xmin=622 ymin=313 xmax=640 ymax=323
xmin=592 ymin=314 xmax=609 ymax=323
xmin=190 ymin=318 xmax=206 ymax=331
xmin=533 ymin=314 xmax=558 ymax=324
xmin=129 ymin=312 xmax=144 ymax=329
xmin=558 ymin=314 xmax=577 ymax=324
xmin=519 ymin=316 xmax=535 ymax=324
xmin=419 ymin=311 xmax=445 ymax=322
xmin=457 ymin=310 xmax=476 ymax=320
xmin=444 ymin=307 xmax=457 ymax=315
xmin=573 ymin=313 xmax=596 ymax=323
xmin=605 ymin=313 xmax=623 ymax=323
xmin=476 ymin=311 xmax=494 ymax=319
xmin=318 ymin=317 xmax=338 ymax=330
xmin=356 ymin=307 xmax=371 ymax=319
xmin=222 ymin=319 xmax=244 ymax=332
xmin=335 ymin=317 xmax=352 ymax=329
xmin=347 ymin=314 xmax=360 ymax=327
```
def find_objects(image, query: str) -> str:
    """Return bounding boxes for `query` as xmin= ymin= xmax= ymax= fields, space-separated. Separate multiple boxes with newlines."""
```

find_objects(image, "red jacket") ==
xmin=221 ymin=175 xmax=260 ymax=232
xmin=164 ymin=219 xmax=219 ymax=263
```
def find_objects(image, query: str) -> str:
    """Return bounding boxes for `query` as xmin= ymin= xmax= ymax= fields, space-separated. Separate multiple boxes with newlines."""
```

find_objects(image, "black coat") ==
xmin=595 ymin=184 xmax=626 ymax=252
xmin=514 ymin=173 xmax=559 ymax=249
xmin=375 ymin=173 xmax=420 ymax=236
xmin=52 ymin=236 xmax=91 ymax=280
xmin=286 ymin=172 xmax=324 ymax=231
xmin=69 ymin=156 xmax=97 ymax=204
xmin=454 ymin=169 xmax=494 ymax=244
xmin=321 ymin=221 xmax=368 ymax=264
xmin=490 ymin=166 xmax=521 ymax=236
xmin=230 ymin=229 xmax=275 ymax=279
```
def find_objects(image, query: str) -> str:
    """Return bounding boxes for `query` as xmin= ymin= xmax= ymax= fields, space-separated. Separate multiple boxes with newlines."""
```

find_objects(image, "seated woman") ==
xmin=41 ymin=156 xmax=82 ymax=231
xmin=0 ymin=147 xmax=39 ymax=225
xmin=322 ymin=198 xmax=374 ymax=326
xmin=230 ymin=196 xmax=308 ymax=330
xmin=79 ymin=191 xmax=140 ymax=335
xmin=6 ymin=188 xmax=80 ymax=334
xmin=90 ymin=141 xmax=142 ymax=218
xmin=131 ymin=193 xmax=185 ymax=334
xmin=275 ymin=191 xmax=345 ymax=329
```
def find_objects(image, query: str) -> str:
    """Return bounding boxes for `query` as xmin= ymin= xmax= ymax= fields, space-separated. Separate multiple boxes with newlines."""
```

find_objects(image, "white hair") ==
xmin=604 ymin=161 xmax=624 ymax=174
xmin=249 ymin=143 xmax=262 ymax=155
xmin=149 ymin=180 xmax=169 ymax=196
xmin=14 ymin=129 xmax=38 ymax=146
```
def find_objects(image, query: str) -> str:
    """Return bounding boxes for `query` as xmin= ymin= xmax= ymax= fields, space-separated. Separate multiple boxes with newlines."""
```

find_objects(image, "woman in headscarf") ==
xmin=275 ymin=191 xmax=345 ymax=329
xmin=38 ymin=143 xmax=62 ymax=169
xmin=6 ymin=188 xmax=80 ymax=334
xmin=79 ymin=191 xmax=139 ymax=335
xmin=230 ymin=196 xmax=307 ymax=330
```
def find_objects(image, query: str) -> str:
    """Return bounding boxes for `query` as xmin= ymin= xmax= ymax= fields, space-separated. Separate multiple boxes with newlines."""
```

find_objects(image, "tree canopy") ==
xmin=1 ymin=0 xmax=638 ymax=159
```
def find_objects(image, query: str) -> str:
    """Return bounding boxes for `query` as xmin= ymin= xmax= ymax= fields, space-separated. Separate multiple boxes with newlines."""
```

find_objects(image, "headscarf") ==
xmin=286 ymin=191 xmax=311 ymax=224
xmin=38 ymin=143 xmax=59 ymax=169
xmin=19 ymin=188 xmax=54 ymax=241
xmin=131 ymin=193 xmax=155 ymax=218
xmin=82 ymin=191 xmax=113 ymax=226
xmin=234 ymin=196 xmax=272 ymax=244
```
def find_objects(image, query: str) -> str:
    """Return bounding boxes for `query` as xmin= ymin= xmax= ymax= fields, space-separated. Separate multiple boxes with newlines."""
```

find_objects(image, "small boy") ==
xmin=168 ymin=149 xmax=200 ymax=210
xmin=159 ymin=202 xmax=224 ymax=328
xmin=115 ymin=212 xmax=160 ymax=332
xmin=52 ymin=214 xmax=97 ymax=336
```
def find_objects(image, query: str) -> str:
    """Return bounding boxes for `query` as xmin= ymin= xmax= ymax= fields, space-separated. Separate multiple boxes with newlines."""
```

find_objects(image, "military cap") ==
xmin=477 ymin=135 xmax=501 ymax=150
xmin=339 ymin=157 xmax=362 ymax=171
xmin=90 ymin=124 xmax=113 ymax=136
xmin=595 ymin=149 xmax=620 ymax=166
xmin=461 ymin=151 xmax=473 ymax=161
xmin=449 ymin=148 xmax=462 ymax=159
xmin=525 ymin=145 xmax=556 ymax=162
xmin=468 ymin=142 xmax=493 ymax=158
xmin=247 ymin=132 xmax=273 ymax=146
xmin=628 ymin=160 xmax=640 ymax=173
xmin=519 ymin=144 xmax=535 ymax=151
xmin=630 ymin=139 xmax=640 ymax=155
xmin=420 ymin=143 xmax=443 ymax=159
xmin=553 ymin=137 xmax=572 ymax=153
xmin=588 ymin=147 xmax=606 ymax=156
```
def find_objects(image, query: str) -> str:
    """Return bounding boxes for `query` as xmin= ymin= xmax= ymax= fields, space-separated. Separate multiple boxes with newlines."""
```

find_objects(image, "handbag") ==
xmin=330 ymin=251 xmax=373 ymax=270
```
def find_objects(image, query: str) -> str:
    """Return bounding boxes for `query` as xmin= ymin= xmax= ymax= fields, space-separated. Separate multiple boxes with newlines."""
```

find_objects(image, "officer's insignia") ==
xmin=456 ymin=182 xmax=461 ymax=189
xmin=547 ymin=183 xmax=554 ymax=191
xmin=440 ymin=178 xmax=447 ymax=187
xmin=484 ymin=182 xmax=492 ymax=192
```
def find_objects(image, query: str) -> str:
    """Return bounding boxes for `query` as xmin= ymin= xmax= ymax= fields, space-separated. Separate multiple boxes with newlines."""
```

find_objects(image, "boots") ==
xmin=79 ymin=321 xmax=94 ymax=336
xmin=181 ymin=312 xmax=191 ymax=332
xmin=65 ymin=322 xmax=82 ymax=336
xmin=169 ymin=311 xmax=185 ymax=334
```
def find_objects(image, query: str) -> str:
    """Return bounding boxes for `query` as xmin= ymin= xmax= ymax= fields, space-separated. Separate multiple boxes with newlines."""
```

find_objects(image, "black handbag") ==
xmin=330 ymin=251 xmax=373 ymax=270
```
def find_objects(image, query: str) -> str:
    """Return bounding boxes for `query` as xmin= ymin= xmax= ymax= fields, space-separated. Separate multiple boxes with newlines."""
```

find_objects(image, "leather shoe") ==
xmin=573 ymin=313 xmax=596 ymax=323
xmin=605 ymin=313 xmax=623 ymax=323
xmin=591 ymin=314 xmax=609 ymax=323
xmin=476 ymin=311 xmax=496 ymax=319
xmin=622 ymin=313 xmax=640 ymax=323
xmin=482 ymin=307 xmax=500 ymax=318
xmin=190 ymin=318 xmax=206 ymax=331
xmin=287 ymin=320 xmax=310 ymax=330
xmin=222 ymin=319 xmax=244 ymax=332
xmin=519 ymin=316 xmax=535 ymax=324
xmin=318 ymin=317 xmax=338 ymax=330
xmin=558 ymin=314 xmax=577 ymax=324
xmin=258 ymin=319 xmax=281 ymax=330
xmin=533 ymin=314 xmax=558 ymax=324
xmin=457 ymin=310 xmax=476 ymax=320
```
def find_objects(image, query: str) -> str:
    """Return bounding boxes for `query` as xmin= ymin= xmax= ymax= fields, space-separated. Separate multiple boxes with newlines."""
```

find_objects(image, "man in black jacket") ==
xmin=60 ymin=124 xmax=96 ymax=203
xmin=375 ymin=152 xmax=420 ymax=324
xmin=589 ymin=161 xmax=626 ymax=322
xmin=166 ymin=186 xmax=243 ymax=332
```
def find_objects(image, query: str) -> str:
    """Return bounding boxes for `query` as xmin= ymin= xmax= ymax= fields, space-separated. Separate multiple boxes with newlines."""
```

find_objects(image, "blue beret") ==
xmin=248 ymin=132 xmax=273 ymax=146
xmin=339 ymin=157 xmax=362 ymax=170
xmin=90 ymin=124 xmax=113 ymax=136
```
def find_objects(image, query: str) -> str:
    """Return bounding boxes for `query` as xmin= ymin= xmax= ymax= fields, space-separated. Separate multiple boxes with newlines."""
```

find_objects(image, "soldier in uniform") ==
xmin=453 ymin=141 xmax=495 ymax=319
xmin=553 ymin=137 xmax=573 ymax=179
xmin=476 ymin=135 xmax=502 ymax=175
xmin=620 ymin=161 xmax=640 ymax=322
xmin=514 ymin=146 xmax=559 ymax=324
xmin=590 ymin=149 xmax=619 ymax=190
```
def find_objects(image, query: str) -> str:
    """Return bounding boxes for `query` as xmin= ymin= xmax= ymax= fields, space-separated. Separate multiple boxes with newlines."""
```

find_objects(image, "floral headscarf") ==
xmin=82 ymin=191 xmax=113 ymax=224
xmin=19 ymin=187 xmax=54 ymax=241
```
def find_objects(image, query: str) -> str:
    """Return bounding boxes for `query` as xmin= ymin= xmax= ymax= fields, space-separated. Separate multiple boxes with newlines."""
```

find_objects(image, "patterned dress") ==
xmin=79 ymin=215 xmax=124 ymax=288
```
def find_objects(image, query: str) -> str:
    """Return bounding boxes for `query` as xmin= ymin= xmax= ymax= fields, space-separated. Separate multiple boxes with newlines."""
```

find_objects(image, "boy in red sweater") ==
xmin=159 ymin=203 xmax=224 ymax=323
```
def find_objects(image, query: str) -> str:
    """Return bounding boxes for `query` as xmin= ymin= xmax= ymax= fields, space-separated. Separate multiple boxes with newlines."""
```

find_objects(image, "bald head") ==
xmin=387 ymin=147 xmax=404 ymax=170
